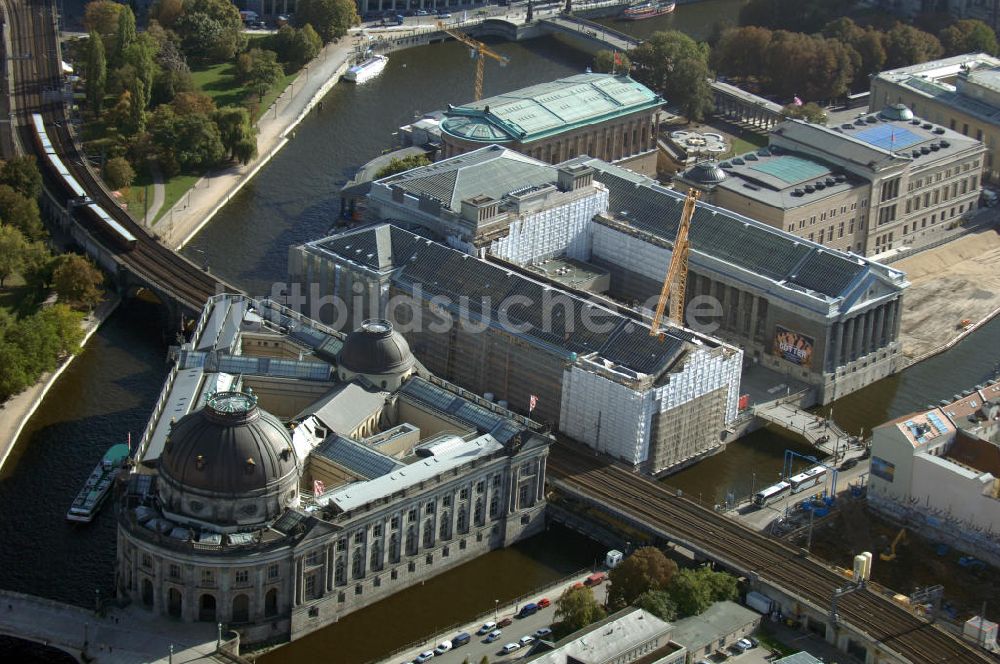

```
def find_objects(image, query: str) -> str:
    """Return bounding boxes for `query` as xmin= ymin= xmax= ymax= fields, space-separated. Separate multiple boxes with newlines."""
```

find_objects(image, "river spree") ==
xmin=3 ymin=0 xmax=1000 ymax=659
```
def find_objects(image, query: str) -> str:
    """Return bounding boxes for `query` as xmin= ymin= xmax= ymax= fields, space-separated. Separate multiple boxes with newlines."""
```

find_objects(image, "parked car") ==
xmin=737 ymin=637 xmax=754 ymax=651
xmin=477 ymin=621 xmax=497 ymax=635
xmin=501 ymin=642 xmax=521 ymax=654
xmin=498 ymin=616 xmax=513 ymax=627
xmin=518 ymin=602 xmax=539 ymax=618
xmin=414 ymin=651 xmax=435 ymax=663
xmin=839 ymin=458 xmax=859 ymax=471
xmin=485 ymin=629 xmax=503 ymax=643
xmin=584 ymin=572 xmax=607 ymax=586
xmin=537 ymin=597 xmax=551 ymax=608
xmin=747 ymin=636 xmax=759 ymax=648
xmin=519 ymin=635 xmax=535 ymax=646
xmin=433 ymin=640 xmax=452 ymax=655
xmin=452 ymin=632 xmax=471 ymax=647
xmin=415 ymin=9 xmax=429 ymax=15
xmin=437 ymin=12 xmax=453 ymax=19
xmin=534 ymin=627 xmax=553 ymax=638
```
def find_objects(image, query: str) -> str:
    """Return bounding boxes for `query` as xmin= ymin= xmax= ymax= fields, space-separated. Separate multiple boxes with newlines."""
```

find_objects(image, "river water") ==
xmin=3 ymin=0 xmax=1000 ymax=659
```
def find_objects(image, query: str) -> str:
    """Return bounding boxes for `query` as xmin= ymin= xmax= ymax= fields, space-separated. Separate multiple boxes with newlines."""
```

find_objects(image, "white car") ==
xmin=501 ymin=642 xmax=521 ymax=654
xmin=519 ymin=635 xmax=535 ymax=646
xmin=477 ymin=621 xmax=497 ymax=635
xmin=485 ymin=629 xmax=503 ymax=643
xmin=414 ymin=651 xmax=434 ymax=663
xmin=433 ymin=640 xmax=452 ymax=655
xmin=534 ymin=627 xmax=552 ymax=638
xmin=737 ymin=637 xmax=754 ymax=650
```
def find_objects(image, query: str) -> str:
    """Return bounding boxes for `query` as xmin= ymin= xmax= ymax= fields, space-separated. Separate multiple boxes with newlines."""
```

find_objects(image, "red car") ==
xmin=498 ymin=616 xmax=513 ymax=628
xmin=584 ymin=572 xmax=607 ymax=587
xmin=537 ymin=598 xmax=551 ymax=608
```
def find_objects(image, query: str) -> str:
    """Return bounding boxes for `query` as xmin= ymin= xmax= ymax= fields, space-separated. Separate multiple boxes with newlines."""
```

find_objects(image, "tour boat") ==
xmin=344 ymin=55 xmax=389 ymax=84
xmin=66 ymin=442 xmax=129 ymax=523
xmin=622 ymin=1 xmax=676 ymax=20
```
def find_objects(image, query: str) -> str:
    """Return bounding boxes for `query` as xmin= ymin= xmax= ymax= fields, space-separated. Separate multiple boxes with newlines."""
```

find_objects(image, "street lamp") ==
xmin=494 ymin=599 xmax=499 ymax=620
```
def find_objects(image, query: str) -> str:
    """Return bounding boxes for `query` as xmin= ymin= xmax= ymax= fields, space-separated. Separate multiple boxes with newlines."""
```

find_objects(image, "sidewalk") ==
xmin=0 ymin=295 xmax=120 ymax=472
xmin=0 ymin=589 xmax=220 ymax=664
xmin=378 ymin=569 xmax=608 ymax=664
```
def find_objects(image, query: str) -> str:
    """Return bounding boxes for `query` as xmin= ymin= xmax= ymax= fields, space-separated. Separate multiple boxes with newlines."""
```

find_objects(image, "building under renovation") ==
xmin=290 ymin=225 xmax=742 ymax=474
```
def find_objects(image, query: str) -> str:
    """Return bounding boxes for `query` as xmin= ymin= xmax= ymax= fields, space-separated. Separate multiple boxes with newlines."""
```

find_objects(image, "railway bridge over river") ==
xmin=548 ymin=443 xmax=993 ymax=664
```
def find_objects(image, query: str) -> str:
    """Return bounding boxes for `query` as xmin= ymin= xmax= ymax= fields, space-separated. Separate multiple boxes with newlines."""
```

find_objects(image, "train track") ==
xmin=548 ymin=444 xmax=996 ymax=663
xmin=4 ymin=0 xmax=239 ymax=312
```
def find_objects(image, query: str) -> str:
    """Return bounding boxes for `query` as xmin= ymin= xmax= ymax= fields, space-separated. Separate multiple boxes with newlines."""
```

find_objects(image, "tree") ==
xmin=593 ymin=49 xmax=631 ymax=75
xmin=150 ymin=0 xmax=184 ymax=28
xmin=0 ymin=185 xmax=44 ymax=240
xmin=149 ymin=107 xmax=226 ymax=171
xmin=84 ymin=0 xmax=125 ymax=42
xmin=52 ymin=254 xmax=104 ymax=310
xmin=630 ymin=31 xmax=713 ymax=121
xmin=104 ymin=157 xmax=136 ymax=190
xmin=554 ymin=585 xmax=606 ymax=638
xmin=20 ymin=240 xmax=53 ymax=289
xmin=668 ymin=566 xmax=739 ymax=617
xmin=608 ymin=547 xmax=679 ymax=609
xmin=0 ymin=224 xmax=27 ymax=288
xmin=174 ymin=0 xmax=246 ymax=62
xmin=853 ymin=28 xmax=887 ymax=79
xmin=739 ymin=0 xmax=856 ymax=34
xmin=711 ymin=26 xmax=772 ymax=80
xmin=247 ymin=50 xmax=285 ymax=103
xmin=34 ymin=304 xmax=85 ymax=357
xmin=782 ymin=102 xmax=827 ymax=124
xmin=634 ymin=590 xmax=678 ymax=621
xmin=213 ymin=106 xmax=257 ymax=164
xmin=295 ymin=0 xmax=360 ymax=44
xmin=289 ymin=24 xmax=323 ymax=69
xmin=86 ymin=31 xmax=108 ymax=114
xmin=374 ymin=154 xmax=432 ymax=179
xmin=883 ymin=23 xmax=943 ymax=69
xmin=115 ymin=5 xmax=137 ymax=66
xmin=939 ymin=19 xmax=998 ymax=57
xmin=0 ymin=156 xmax=43 ymax=200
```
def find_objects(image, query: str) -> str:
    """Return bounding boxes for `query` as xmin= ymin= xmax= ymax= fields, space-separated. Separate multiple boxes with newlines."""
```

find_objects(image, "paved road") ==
xmin=389 ymin=574 xmax=609 ymax=664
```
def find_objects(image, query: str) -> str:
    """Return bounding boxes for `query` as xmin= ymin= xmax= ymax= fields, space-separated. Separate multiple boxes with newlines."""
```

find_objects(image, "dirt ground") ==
xmin=894 ymin=226 xmax=1000 ymax=359
xmin=794 ymin=499 xmax=999 ymax=625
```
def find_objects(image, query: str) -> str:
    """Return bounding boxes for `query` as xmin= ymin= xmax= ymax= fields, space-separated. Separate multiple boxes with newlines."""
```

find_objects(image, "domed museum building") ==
xmin=117 ymin=296 xmax=549 ymax=645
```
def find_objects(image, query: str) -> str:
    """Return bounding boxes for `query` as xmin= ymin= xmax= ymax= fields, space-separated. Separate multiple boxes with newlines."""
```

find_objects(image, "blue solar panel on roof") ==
xmin=854 ymin=124 xmax=923 ymax=150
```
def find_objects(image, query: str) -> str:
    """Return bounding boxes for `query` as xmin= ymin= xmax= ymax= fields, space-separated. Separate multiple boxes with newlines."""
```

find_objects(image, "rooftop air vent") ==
xmin=922 ymin=122 xmax=933 ymax=129
xmin=733 ymin=157 xmax=745 ymax=165
xmin=744 ymin=153 xmax=759 ymax=161
xmin=825 ymin=177 xmax=836 ymax=186
xmin=855 ymin=119 xmax=867 ymax=127
xmin=804 ymin=184 xmax=815 ymax=193
xmin=792 ymin=188 xmax=804 ymax=196
xmin=719 ymin=161 xmax=732 ymax=169
xmin=835 ymin=174 xmax=847 ymax=182
xmin=940 ymin=139 xmax=950 ymax=148
xmin=934 ymin=127 xmax=945 ymax=134
xmin=911 ymin=118 xmax=921 ymax=125
xmin=911 ymin=149 xmax=921 ymax=158
xmin=866 ymin=116 xmax=878 ymax=124
xmin=930 ymin=143 xmax=940 ymax=151
xmin=758 ymin=148 xmax=771 ymax=157
xmin=814 ymin=181 xmax=826 ymax=190
xmin=920 ymin=146 xmax=931 ymax=154
xmin=842 ymin=123 xmax=854 ymax=130
xmin=771 ymin=145 xmax=782 ymax=154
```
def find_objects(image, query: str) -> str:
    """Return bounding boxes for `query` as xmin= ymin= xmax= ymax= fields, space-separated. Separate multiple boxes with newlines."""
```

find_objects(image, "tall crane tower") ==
xmin=438 ymin=23 xmax=509 ymax=101
xmin=649 ymin=188 xmax=701 ymax=338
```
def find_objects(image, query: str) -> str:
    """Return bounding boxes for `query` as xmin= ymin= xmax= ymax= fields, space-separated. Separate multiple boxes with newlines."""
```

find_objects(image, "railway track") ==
xmin=4 ymin=0 xmax=238 ymax=312
xmin=548 ymin=444 xmax=996 ymax=663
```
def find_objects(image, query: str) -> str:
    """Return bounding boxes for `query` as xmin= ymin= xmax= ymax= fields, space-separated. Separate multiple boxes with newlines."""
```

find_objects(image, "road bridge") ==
xmin=3 ymin=0 xmax=241 ymax=327
xmin=539 ymin=14 xmax=641 ymax=54
xmin=755 ymin=401 xmax=857 ymax=458
xmin=548 ymin=443 xmax=992 ymax=664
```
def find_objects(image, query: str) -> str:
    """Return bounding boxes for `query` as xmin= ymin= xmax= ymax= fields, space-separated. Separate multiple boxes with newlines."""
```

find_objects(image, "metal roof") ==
xmin=399 ymin=377 xmax=525 ymax=444
xmin=379 ymin=145 xmax=556 ymax=211
xmin=441 ymin=73 xmax=663 ymax=144
xmin=313 ymin=434 xmax=403 ymax=480
xmin=296 ymin=382 xmax=389 ymax=436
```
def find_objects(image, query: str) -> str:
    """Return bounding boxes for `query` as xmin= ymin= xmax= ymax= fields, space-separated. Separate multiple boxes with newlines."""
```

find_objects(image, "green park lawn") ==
xmin=725 ymin=132 xmax=768 ymax=159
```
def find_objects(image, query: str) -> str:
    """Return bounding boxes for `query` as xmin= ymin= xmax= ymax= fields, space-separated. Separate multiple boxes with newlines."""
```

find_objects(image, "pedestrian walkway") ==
xmin=0 ymin=589 xmax=223 ymax=663
xmin=143 ymin=162 xmax=165 ymax=225
xmin=754 ymin=402 xmax=854 ymax=458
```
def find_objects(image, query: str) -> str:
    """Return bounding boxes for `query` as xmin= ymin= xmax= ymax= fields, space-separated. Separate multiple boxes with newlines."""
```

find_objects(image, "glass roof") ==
xmin=748 ymin=156 xmax=830 ymax=185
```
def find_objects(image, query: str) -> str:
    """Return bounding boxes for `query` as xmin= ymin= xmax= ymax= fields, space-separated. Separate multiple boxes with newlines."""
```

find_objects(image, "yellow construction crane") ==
xmin=649 ymin=188 xmax=701 ymax=338
xmin=438 ymin=22 xmax=509 ymax=101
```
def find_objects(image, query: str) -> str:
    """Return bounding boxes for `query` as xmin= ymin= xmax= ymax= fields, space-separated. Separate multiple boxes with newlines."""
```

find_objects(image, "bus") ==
xmin=752 ymin=481 xmax=791 ymax=508
xmin=789 ymin=466 xmax=827 ymax=493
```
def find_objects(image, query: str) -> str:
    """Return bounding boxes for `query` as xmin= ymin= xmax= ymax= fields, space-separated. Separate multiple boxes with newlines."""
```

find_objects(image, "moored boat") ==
xmin=67 ymin=442 xmax=129 ymax=523
xmin=344 ymin=55 xmax=389 ymax=84
xmin=622 ymin=0 xmax=676 ymax=20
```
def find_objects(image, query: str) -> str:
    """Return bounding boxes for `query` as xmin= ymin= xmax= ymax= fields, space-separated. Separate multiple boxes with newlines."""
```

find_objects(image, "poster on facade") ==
xmin=773 ymin=326 xmax=814 ymax=367
xmin=871 ymin=456 xmax=896 ymax=483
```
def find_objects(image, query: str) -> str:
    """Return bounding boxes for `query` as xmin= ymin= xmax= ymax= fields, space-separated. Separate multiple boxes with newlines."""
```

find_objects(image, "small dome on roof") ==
xmin=881 ymin=103 xmax=914 ymax=121
xmin=687 ymin=161 xmax=727 ymax=184
xmin=338 ymin=319 xmax=415 ymax=377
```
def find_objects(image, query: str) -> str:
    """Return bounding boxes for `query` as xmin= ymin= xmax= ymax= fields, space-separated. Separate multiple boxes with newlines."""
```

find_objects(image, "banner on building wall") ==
xmin=871 ymin=456 xmax=896 ymax=483
xmin=773 ymin=326 xmax=815 ymax=367
xmin=738 ymin=394 xmax=750 ymax=410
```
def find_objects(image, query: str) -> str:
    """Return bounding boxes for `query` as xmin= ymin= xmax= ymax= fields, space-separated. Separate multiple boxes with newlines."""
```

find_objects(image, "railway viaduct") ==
xmin=548 ymin=443 xmax=995 ymax=664
xmin=2 ymin=0 xmax=241 ymax=329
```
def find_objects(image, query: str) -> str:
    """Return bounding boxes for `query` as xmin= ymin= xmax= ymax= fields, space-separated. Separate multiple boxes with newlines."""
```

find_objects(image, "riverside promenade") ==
xmin=0 ymin=590 xmax=227 ymax=663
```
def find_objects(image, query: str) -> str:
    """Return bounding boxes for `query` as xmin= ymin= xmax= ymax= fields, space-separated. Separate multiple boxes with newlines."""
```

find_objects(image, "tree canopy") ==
xmin=939 ymin=19 xmax=998 ymax=57
xmin=634 ymin=590 xmax=678 ymax=622
xmin=607 ymin=547 xmax=679 ymax=610
xmin=593 ymin=49 xmax=631 ymax=75
xmin=374 ymin=154 xmax=432 ymax=179
xmin=173 ymin=0 xmax=246 ymax=61
xmin=631 ymin=31 xmax=713 ymax=122
xmin=295 ymin=0 xmax=360 ymax=44
xmin=883 ymin=23 xmax=943 ymax=69
xmin=554 ymin=586 xmax=606 ymax=639
xmin=0 ymin=156 xmax=43 ymax=200
xmin=52 ymin=254 xmax=104 ymax=310
xmin=668 ymin=566 xmax=739 ymax=617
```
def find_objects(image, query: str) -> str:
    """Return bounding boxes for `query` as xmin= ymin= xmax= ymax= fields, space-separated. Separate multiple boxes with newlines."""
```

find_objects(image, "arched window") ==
xmin=458 ymin=508 xmax=468 ymax=534
xmin=370 ymin=542 xmax=382 ymax=571
xmin=167 ymin=587 xmax=182 ymax=618
xmin=474 ymin=498 xmax=484 ymax=526
xmin=232 ymin=594 xmax=250 ymax=623
xmin=335 ymin=557 xmax=346 ymax=585
xmin=352 ymin=548 xmax=364 ymax=579
xmin=423 ymin=519 xmax=434 ymax=548
xmin=264 ymin=588 xmax=279 ymax=618
xmin=198 ymin=594 xmax=216 ymax=622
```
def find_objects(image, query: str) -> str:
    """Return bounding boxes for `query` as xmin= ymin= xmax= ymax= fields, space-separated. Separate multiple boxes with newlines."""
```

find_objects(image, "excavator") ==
xmin=880 ymin=528 xmax=908 ymax=561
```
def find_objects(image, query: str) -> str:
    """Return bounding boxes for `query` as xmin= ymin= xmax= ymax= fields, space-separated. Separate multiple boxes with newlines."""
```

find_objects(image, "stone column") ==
xmin=294 ymin=557 xmax=304 ymax=606
xmin=873 ymin=304 xmax=886 ymax=350
xmin=826 ymin=321 xmax=840 ymax=373
xmin=536 ymin=456 xmax=546 ymax=502
xmin=326 ymin=544 xmax=335 ymax=591
xmin=853 ymin=313 xmax=865 ymax=359
xmin=892 ymin=298 xmax=903 ymax=339
xmin=255 ymin=567 xmax=266 ymax=621
xmin=508 ymin=465 xmax=520 ymax=514
xmin=843 ymin=316 xmax=856 ymax=363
